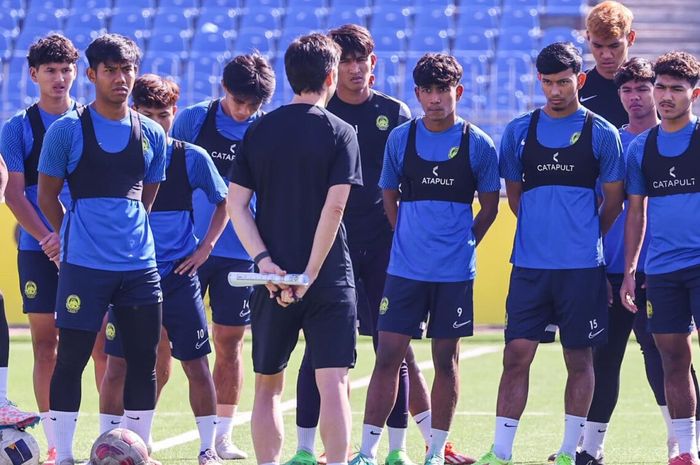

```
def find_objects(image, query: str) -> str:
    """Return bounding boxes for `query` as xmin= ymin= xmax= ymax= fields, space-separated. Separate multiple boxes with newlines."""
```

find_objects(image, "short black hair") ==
xmin=284 ymin=33 xmax=341 ymax=95
xmin=329 ymin=24 xmax=375 ymax=59
xmin=222 ymin=54 xmax=275 ymax=104
xmin=85 ymin=33 xmax=141 ymax=70
xmin=654 ymin=51 xmax=700 ymax=87
xmin=132 ymin=74 xmax=180 ymax=109
xmin=614 ymin=57 xmax=655 ymax=88
xmin=412 ymin=53 xmax=463 ymax=88
xmin=27 ymin=34 xmax=79 ymax=68
xmin=536 ymin=42 xmax=582 ymax=75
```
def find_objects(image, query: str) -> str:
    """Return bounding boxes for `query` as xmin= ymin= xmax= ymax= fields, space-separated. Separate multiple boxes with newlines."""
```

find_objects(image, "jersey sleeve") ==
xmin=0 ymin=114 xmax=27 ymax=173
xmin=499 ymin=117 xmax=526 ymax=182
xmin=625 ymin=133 xmax=648 ymax=196
xmin=593 ymin=117 xmax=625 ymax=183
xmin=185 ymin=144 xmax=228 ymax=204
xmin=38 ymin=117 xmax=77 ymax=178
xmin=171 ymin=105 xmax=206 ymax=143
xmin=143 ymin=123 xmax=167 ymax=184
xmin=329 ymin=120 xmax=363 ymax=187
xmin=470 ymin=127 xmax=501 ymax=193
xmin=379 ymin=123 xmax=409 ymax=190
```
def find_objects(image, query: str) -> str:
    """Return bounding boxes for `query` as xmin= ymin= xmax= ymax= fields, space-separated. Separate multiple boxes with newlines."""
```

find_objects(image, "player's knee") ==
xmin=502 ymin=342 xmax=536 ymax=373
xmin=213 ymin=326 xmax=245 ymax=356
xmin=255 ymin=373 xmax=284 ymax=396
xmin=103 ymin=357 xmax=127 ymax=383
xmin=32 ymin=338 xmax=58 ymax=363
xmin=374 ymin=347 xmax=406 ymax=372
xmin=181 ymin=357 xmax=212 ymax=384
xmin=433 ymin=354 xmax=458 ymax=376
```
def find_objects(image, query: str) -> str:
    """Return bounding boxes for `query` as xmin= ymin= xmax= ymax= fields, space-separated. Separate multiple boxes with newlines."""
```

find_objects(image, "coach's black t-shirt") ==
xmin=327 ymin=90 xmax=411 ymax=250
xmin=229 ymin=103 xmax=363 ymax=289
xmin=580 ymin=67 xmax=628 ymax=129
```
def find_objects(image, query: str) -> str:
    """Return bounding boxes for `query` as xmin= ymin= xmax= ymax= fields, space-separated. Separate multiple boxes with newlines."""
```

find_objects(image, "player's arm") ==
xmin=37 ymin=173 xmax=65 ymax=241
xmin=620 ymin=194 xmax=646 ymax=313
xmin=504 ymin=181 xmax=522 ymax=216
xmin=599 ymin=181 xmax=624 ymax=234
xmin=0 ymin=154 xmax=7 ymax=202
xmin=141 ymin=183 xmax=160 ymax=213
xmin=473 ymin=191 xmax=499 ymax=245
xmin=382 ymin=188 xmax=400 ymax=229
xmin=499 ymin=120 xmax=524 ymax=216
xmin=471 ymin=133 xmax=501 ymax=243
xmin=5 ymin=172 xmax=56 ymax=245
xmin=142 ymin=123 xmax=167 ymax=213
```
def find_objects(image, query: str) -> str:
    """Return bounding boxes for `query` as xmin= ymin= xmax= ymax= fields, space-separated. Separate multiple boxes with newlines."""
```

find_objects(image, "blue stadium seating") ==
xmin=190 ymin=29 xmax=231 ymax=58
xmin=239 ymin=7 xmax=282 ymax=32
xmin=284 ymin=6 xmax=324 ymax=30
xmin=500 ymin=7 xmax=539 ymax=29
xmin=456 ymin=6 xmax=498 ymax=31
xmin=0 ymin=0 xmax=24 ymax=10
xmin=373 ymin=52 xmax=401 ymax=96
xmin=453 ymin=29 xmax=494 ymax=55
xmin=0 ymin=11 xmax=19 ymax=37
xmin=545 ymin=0 xmax=585 ymax=16
xmin=369 ymin=5 xmax=409 ymax=32
xmin=109 ymin=7 xmax=151 ymax=36
xmin=412 ymin=5 xmax=454 ymax=31
xmin=287 ymin=0 xmax=326 ymax=7
xmin=196 ymin=8 xmax=237 ymax=32
xmin=157 ymin=0 xmax=199 ymax=9
xmin=0 ymin=34 xmax=10 ymax=59
xmin=64 ymin=28 xmax=105 ymax=51
xmin=497 ymin=27 xmax=538 ymax=55
xmin=82 ymin=0 xmax=112 ymax=9
xmin=407 ymin=28 xmax=450 ymax=55
xmin=331 ymin=0 xmax=369 ymax=8
xmin=20 ymin=10 xmax=62 ymax=36
xmin=326 ymin=7 xmax=366 ymax=29
xmin=540 ymin=26 xmax=586 ymax=51
xmin=200 ymin=0 xmax=243 ymax=10
xmin=148 ymin=31 xmax=189 ymax=56
xmin=503 ymin=0 xmax=541 ymax=8
xmin=234 ymin=27 xmax=275 ymax=56
xmin=64 ymin=12 xmax=107 ymax=32
xmin=370 ymin=28 xmax=406 ymax=55
xmin=152 ymin=9 xmax=192 ymax=33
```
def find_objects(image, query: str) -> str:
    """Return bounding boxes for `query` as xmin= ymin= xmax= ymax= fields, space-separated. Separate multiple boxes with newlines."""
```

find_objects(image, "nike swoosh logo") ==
xmin=126 ymin=415 xmax=140 ymax=421
xmin=597 ymin=429 xmax=607 ymax=433
xmin=588 ymin=328 xmax=605 ymax=339
xmin=50 ymin=417 xmax=56 ymax=421
xmin=416 ymin=417 xmax=428 ymax=424
xmin=452 ymin=320 xmax=472 ymax=329
xmin=195 ymin=338 xmax=209 ymax=350
xmin=504 ymin=423 xmax=517 ymax=428
xmin=239 ymin=309 xmax=251 ymax=317
xmin=110 ymin=420 xmax=121 ymax=425
xmin=369 ymin=431 xmax=381 ymax=436
xmin=580 ymin=95 xmax=597 ymax=102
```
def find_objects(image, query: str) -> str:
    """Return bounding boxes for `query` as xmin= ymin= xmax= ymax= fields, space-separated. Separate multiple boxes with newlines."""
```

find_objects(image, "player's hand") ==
xmin=257 ymin=257 xmax=287 ymax=299
xmin=606 ymin=277 xmax=613 ymax=306
xmin=620 ymin=273 xmax=638 ymax=313
xmin=174 ymin=243 xmax=212 ymax=277
xmin=39 ymin=232 xmax=60 ymax=262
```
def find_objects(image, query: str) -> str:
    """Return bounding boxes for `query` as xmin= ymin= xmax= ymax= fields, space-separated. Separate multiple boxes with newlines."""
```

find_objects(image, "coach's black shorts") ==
xmin=197 ymin=256 xmax=252 ymax=326
xmin=250 ymin=286 xmax=357 ymax=375
xmin=17 ymin=250 xmax=58 ymax=314
xmin=505 ymin=267 xmax=608 ymax=348
xmin=646 ymin=264 xmax=700 ymax=334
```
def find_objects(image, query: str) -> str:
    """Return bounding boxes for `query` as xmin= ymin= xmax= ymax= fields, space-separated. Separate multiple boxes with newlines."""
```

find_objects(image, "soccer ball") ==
xmin=0 ymin=429 xmax=39 ymax=465
xmin=89 ymin=428 xmax=149 ymax=465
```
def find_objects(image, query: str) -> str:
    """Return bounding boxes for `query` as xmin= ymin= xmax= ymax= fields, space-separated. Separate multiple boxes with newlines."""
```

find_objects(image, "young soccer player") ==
xmin=350 ymin=52 xmax=500 ymax=465
xmin=1 ymin=33 xmax=105 ymax=464
xmin=580 ymin=1 xmax=635 ymax=128
xmin=621 ymin=51 xmax=700 ymax=465
xmin=171 ymin=54 xmax=275 ymax=460
xmin=473 ymin=42 xmax=624 ymax=465
xmin=37 ymin=34 xmax=167 ymax=465
xmin=99 ymin=73 xmax=228 ymax=465
xmin=228 ymin=33 xmax=360 ymax=465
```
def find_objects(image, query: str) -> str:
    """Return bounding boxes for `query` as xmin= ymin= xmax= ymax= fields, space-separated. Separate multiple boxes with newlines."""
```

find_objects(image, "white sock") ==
xmin=123 ymin=409 xmax=155 ymax=445
xmin=99 ymin=413 xmax=123 ymax=435
xmin=260 ymin=462 xmax=279 ymax=465
xmin=673 ymin=417 xmax=698 ymax=456
xmin=388 ymin=426 xmax=407 ymax=452
xmin=428 ymin=428 xmax=449 ymax=458
xmin=696 ymin=420 xmax=700 ymax=451
xmin=493 ymin=417 xmax=518 ymax=460
xmin=661 ymin=407 xmax=678 ymax=457
xmin=0 ymin=367 xmax=8 ymax=402
xmin=40 ymin=412 xmax=55 ymax=449
xmin=328 ymin=462 xmax=348 ymax=465
xmin=297 ymin=426 xmax=316 ymax=454
xmin=216 ymin=409 xmax=235 ymax=440
xmin=413 ymin=410 xmax=432 ymax=445
xmin=581 ymin=421 xmax=607 ymax=459
xmin=51 ymin=410 xmax=78 ymax=463
xmin=559 ymin=415 xmax=586 ymax=458
xmin=360 ymin=424 xmax=383 ymax=459
xmin=196 ymin=415 xmax=217 ymax=453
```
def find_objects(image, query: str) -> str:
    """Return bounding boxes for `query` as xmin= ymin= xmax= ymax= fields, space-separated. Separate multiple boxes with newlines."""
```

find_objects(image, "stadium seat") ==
xmin=370 ymin=28 xmax=406 ymax=55
xmin=5 ymin=57 xmax=30 ymax=107
xmin=32 ymin=0 xmax=69 ymax=11
xmin=200 ymin=0 xmax=243 ymax=9
xmin=234 ymin=27 xmax=275 ymax=56
xmin=372 ymin=52 xmax=401 ymax=96
xmin=148 ymin=31 xmax=189 ymax=56
xmin=20 ymin=9 xmax=62 ymax=35
xmin=401 ymin=56 xmax=420 ymax=103
xmin=64 ymin=28 xmax=105 ymax=51
xmin=109 ymin=7 xmax=151 ymax=36
xmin=152 ymin=9 xmax=193 ymax=33
xmin=503 ymin=0 xmax=541 ymax=8
xmin=455 ymin=6 xmax=498 ymax=31
xmin=453 ymin=29 xmax=494 ymax=55
xmin=0 ymin=0 xmax=24 ymax=11
xmin=326 ymin=7 xmax=366 ymax=29
xmin=64 ymin=12 xmax=107 ymax=31
xmin=284 ymin=6 xmax=324 ymax=30
xmin=286 ymin=0 xmax=326 ymax=7
xmin=0 ymin=33 xmax=10 ymax=59
xmin=278 ymin=27 xmax=323 ymax=54
xmin=540 ymin=26 xmax=585 ymax=50
xmin=80 ymin=0 xmax=112 ymax=10
xmin=497 ymin=27 xmax=538 ymax=55
xmin=239 ymin=7 xmax=282 ymax=32
xmin=197 ymin=7 xmax=237 ymax=32
xmin=0 ymin=11 xmax=19 ymax=37
xmin=140 ymin=55 xmax=181 ymax=77
xmin=190 ymin=29 xmax=232 ymax=58
xmin=407 ymin=28 xmax=449 ymax=55
xmin=369 ymin=5 xmax=409 ymax=33
xmin=113 ymin=0 xmax=155 ymax=9
xmin=14 ymin=30 xmax=58 ymax=54
xmin=500 ymin=7 xmax=539 ymax=29
xmin=270 ymin=57 xmax=293 ymax=107
xmin=186 ymin=54 xmax=224 ymax=81
xmin=331 ymin=0 xmax=369 ymax=8
xmin=544 ymin=0 xmax=585 ymax=16
xmin=157 ymin=0 xmax=199 ymax=9
xmin=413 ymin=5 xmax=454 ymax=31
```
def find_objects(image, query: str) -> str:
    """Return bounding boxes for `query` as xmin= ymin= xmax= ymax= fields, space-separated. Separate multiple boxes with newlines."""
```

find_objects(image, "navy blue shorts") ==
xmin=197 ymin=256 xmax=252 ymax=326
xmin=646 ymin=265 xmax=700 ymax=334
xmin=250 ymin=286 xmax=357 ymax=375
xmin=505 ymin=267 xmax=608 ymax=348
xmin=55 ymin=262 xmax=162 ymax=332
xmin=105 ymin=270 xmax=211 ymax=361
xmin=378 ymin=275 xmax=474 ymax=339
xmin=351 ymin=246 xmax=390 ymax=337
xmin=17 ymin=250 xmax=58 ymax=314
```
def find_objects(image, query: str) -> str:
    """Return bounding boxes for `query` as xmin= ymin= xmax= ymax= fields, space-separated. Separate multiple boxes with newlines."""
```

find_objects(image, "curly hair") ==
xmin=412 ymin=53 xmax=463 ymax=88
xmin=27 ymin=34 xmax=79 ymax=68
xmin=613 ymin=57 xmax=655 ymax=88
xmin=654 ymin=51 xmax=700 ymax=87
xmin=132 ymin=74 xmax=180 ymax=109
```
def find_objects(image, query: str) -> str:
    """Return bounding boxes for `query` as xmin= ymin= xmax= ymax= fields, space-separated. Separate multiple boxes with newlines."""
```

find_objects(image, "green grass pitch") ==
xmin=7 ymin=333 xmax=689 ymax=464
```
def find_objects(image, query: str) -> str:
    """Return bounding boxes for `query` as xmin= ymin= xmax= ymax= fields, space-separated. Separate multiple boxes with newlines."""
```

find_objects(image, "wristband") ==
xmin=254 ymin=251 xmax=270 ymax=266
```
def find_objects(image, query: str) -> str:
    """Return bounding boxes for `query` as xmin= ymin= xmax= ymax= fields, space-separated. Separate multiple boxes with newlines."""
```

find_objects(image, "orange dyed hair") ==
xmin=586 ymin=1 xmax=634 ymax=40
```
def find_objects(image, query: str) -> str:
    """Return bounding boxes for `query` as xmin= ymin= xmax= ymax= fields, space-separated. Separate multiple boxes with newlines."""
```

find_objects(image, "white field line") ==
xmin=152 ymin=345 xmax=500 ymax=452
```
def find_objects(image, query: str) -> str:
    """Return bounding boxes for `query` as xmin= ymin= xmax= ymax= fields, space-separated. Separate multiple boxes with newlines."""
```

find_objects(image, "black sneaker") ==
xmin=576 ymin=450 xmax=605 ymax=465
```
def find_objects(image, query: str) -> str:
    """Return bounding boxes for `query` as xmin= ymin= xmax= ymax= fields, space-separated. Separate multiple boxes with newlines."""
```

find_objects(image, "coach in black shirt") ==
xmin=227 ymin=33 xmax=362 ymax=465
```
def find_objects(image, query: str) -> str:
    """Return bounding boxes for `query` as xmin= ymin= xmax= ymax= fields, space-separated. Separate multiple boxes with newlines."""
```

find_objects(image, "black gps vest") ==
xmin=642 ymin=121 xmax=700 ymax=197
xmin=151 ymin=140 xmax=193 ymax=212
xmin=521 ymin=109 xmax=598 ymax=192
xmin=194 ymin=99 xmax=238 ymax=179
xmin=399 ymin=119 xmax=476 ymax=204
xmin=68 ymin=106 xmax=144 ymax=201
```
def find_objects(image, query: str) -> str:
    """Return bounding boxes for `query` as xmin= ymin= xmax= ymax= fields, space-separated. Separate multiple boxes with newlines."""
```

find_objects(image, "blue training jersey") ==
xmin=626 ymin=116 xmax=700 ymax=275
xmin=38 ymin=106 xmax=167 ymax=271
xmin=150 ymin=140 xmax=228 ymax=278
xmin=500 ymin=107 xmax=624 ymax=269
xmin=602 ymin=127 xmax=649 ymax=274
xmin=171 ymin=99 xmax=258 ymax=261
xmin=1 ymin=105 xmax=74 ymax=251
xmin=379 ymin=117 xmax=501 ymax=282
